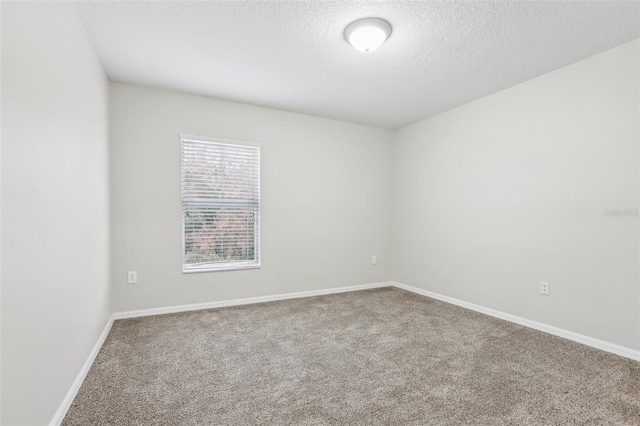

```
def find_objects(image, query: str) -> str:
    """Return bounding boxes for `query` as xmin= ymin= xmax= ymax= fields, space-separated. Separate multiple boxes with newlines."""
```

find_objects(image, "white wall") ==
xmin=1 ymin=2 xmax=111 ymax=425
xmin=392 ymin=39 xmax=639 ymax=351
xmin=109 ymin=82 xmax=392 ymax=312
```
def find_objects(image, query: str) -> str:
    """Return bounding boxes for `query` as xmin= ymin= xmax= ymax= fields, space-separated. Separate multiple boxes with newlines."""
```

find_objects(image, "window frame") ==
xmin=180 ymin=134 xmax=262 ymax=273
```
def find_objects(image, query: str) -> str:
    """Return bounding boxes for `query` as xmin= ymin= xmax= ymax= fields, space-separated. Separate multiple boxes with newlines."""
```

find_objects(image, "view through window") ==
xmin=181 ymin=135 xmax=261 ymax=272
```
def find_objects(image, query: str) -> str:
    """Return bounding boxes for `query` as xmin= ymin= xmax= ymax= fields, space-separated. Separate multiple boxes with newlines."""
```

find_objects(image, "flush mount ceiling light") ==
xmin=344 ymin=17 xmax=391 ymax=53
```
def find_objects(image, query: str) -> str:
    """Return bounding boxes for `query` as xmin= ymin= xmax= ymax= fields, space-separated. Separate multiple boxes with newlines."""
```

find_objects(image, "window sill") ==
xmin=182 ymin=262 xmax=261 ymax=274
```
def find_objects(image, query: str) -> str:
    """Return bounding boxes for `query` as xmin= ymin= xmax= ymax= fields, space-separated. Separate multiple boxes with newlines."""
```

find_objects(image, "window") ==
xmin=181 ymin=134 xmax=261 ymax=272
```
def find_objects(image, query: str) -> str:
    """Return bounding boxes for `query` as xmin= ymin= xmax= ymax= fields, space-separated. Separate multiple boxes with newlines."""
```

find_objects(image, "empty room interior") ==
xmin=2 ymin=1 xmax=640 ymax=425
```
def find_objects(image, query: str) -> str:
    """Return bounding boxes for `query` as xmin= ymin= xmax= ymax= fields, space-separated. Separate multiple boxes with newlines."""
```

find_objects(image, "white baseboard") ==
xmin=113 ymin=281 xmax=392 ymax=320
xmin=51 ymin=281 xmax=390 ymax=424
xmin=391 ymin=281 xmax=640 ymax=362
xmin=50 ymin=313 xmax=116 ymax=426
xmin=51 ymin=279 xmax=638 ymax=425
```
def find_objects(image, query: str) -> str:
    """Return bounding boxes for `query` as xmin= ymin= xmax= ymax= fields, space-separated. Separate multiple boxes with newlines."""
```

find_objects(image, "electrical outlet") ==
xmin=371 ymin=256 xmax=377 ymax=265
xmin=540 ymin=281 xmax=549 ymax=296
xmin=127 ymin=271 xmax=138 ymax=284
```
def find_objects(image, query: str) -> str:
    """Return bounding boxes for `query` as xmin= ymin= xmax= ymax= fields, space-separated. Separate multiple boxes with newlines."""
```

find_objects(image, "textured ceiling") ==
xmin=78 ymin=1 xmax=639 ymax=130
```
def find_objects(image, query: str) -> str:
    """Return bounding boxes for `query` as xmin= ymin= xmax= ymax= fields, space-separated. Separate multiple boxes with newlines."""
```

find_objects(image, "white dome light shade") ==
xmin=344 ymin=18 xmax=391 ymax=53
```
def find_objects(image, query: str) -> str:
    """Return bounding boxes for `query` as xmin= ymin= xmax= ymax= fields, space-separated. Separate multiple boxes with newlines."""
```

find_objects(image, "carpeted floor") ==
xmin=63 ymin=287 xmax=639 ymax=425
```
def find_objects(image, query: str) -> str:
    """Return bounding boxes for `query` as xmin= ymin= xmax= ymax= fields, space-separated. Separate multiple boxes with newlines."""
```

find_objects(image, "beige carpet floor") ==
xmin=63 ymin=287 xmax=639 ymax=425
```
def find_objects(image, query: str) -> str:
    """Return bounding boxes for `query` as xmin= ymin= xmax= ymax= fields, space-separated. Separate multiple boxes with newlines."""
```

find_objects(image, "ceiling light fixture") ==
xmin=344 ymin=18 xmax=391 ymax=53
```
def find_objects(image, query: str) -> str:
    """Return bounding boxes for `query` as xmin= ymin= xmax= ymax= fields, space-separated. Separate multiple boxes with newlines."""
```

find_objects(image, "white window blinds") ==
xmin=181 ymin=135 xmax=261 ymax=272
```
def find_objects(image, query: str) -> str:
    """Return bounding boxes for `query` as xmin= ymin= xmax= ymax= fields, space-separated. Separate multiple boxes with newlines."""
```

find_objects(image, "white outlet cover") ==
xmin=540 ymin=281 xmax=549 ymax=295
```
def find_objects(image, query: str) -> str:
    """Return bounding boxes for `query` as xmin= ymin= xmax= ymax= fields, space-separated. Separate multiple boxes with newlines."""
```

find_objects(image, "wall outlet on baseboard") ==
xmin=371 ymin=256 xmax=377 ymax=265
xmin=128 ymin=271 xmax=138 ymax=284
xmin=540 ymin=281 xmax=549 ymax=296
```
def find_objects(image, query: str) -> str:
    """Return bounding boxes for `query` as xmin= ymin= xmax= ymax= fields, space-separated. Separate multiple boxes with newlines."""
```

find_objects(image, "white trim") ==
xmin=50 ymin=314 xmax=115 ymax=426
xmin=51 ymin=279 xmax=639 ymax=424
xmin=182 ymin=262 xmax=261 ymax=274
xmin=391 ymin=281 xmax=640 ymax=362
xmin=51 ymin=282 xmax=390 ymax=424
xmin=113 ymin=282 xmax=391 ymax=320
xmin=179 ymin=133 xmax=262 ymax=148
